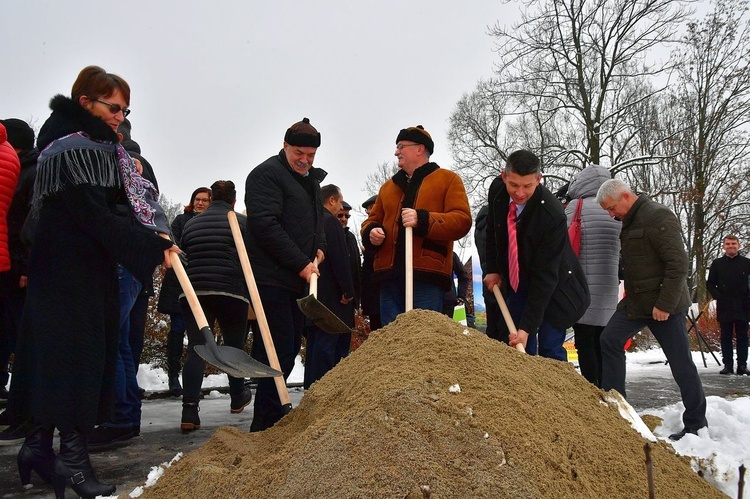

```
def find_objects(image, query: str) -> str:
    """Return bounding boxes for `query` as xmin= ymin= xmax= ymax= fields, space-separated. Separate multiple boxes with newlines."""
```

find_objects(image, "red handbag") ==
xmin=568 ymin=197 xmax=583 ymax=256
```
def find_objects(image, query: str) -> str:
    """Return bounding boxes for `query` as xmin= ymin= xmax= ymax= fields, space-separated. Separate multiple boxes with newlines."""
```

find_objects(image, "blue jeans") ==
xmin=379 ymin=277 xmax=445 ymax=326
xmin=107 ymin=266 xmax=142 ymax=429
xmin=303 ymin=325 xmax=351 ymax=389
xmin=505 ymin=288 xmax=567 ymax=361
xmin=600 ymin=308 xmax=707 ymax=430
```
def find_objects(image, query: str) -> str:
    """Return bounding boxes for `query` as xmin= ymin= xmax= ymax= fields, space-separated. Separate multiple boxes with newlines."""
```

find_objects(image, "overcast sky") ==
xmin=2 ymin=0 xmax=518 ymax=226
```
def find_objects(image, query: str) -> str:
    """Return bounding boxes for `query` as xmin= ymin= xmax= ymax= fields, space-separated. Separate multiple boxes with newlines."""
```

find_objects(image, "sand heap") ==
xmin=143 ymin=310 xmax=723 ymax=498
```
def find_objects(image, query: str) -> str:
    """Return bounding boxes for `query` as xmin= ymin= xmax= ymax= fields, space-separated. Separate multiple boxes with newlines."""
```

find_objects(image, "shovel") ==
xmin=168 ymin=250 xmax=282 ymax=379
xmin=228 ymin=211 xmax=292 ymax=414
xmin=296 ymin=258 xmax=353 ymax=334
xmin=492 ymin=284 xmax=526 ymax=353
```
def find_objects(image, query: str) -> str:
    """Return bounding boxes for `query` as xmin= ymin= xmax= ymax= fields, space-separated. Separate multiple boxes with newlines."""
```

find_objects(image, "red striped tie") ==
xmin=507 ymin=201 xmax=519 ymax=292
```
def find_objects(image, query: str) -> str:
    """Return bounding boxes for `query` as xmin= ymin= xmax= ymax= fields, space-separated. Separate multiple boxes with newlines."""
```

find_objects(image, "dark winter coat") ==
xmin=1 ymin=148 xmax=37 ymax=296
xmin=344 ymin=227 xmax=362 ymax=306
xmin=565 ymin=165 xmax=621 ymax=326
xmin=361 ymin=163 xmax=472 ymax=290
xmin=244 ymin=151 xmax=327 ymax=294
xmin=180 ymin=201 xmax=249 ymax=302
xmin=707 ymin=254 xmax=750 ymax=322
xmin=8 ymin=95 xmax=172 ymax=433
xmin=317 ymin=211 xmax=356 ymax=326
xmin=157 ymin=210 xmax=197 ymax=314
xmin=0 ymin=124 xmax=20 ymax=272
xmin=618 ymin=195 xmax=691 ymax=319
xmin=486 ymin=179 xmax=590 ymax=333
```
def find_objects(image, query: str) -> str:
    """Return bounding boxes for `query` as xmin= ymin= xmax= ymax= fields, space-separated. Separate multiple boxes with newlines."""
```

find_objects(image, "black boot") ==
xmin=168 ymin=376 xmax=183 ymax=397
xmin=17 ymin=426 xmax=55 ymax=487
xmin=181 ymin=400 xmax=201 ymax=432
xmin=720 ymin=365 xmax=734 ymax=375
xmin=737 ymin=364 xmax=750 ymax=376
xmin=53 ymin=430 xmax=115 ymax=499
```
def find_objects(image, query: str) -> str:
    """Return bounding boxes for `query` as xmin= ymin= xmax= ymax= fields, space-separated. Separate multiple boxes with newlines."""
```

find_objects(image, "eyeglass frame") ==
xmin=395 ymin=143 xmax=422 ymax=151
xmin=337 ymin=213 xmax=352 ymax=219
xmin=95 ymin=98 xmax=131 ymax=117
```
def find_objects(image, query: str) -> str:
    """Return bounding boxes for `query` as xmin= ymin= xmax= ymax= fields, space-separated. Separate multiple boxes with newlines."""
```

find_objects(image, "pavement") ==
xmin=1 ymin=358 xmax=749 ymax=498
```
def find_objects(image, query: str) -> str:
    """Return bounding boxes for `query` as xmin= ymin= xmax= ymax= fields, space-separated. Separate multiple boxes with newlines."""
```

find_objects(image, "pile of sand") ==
xmin=143 ymin=310 xmax=723 ymax=498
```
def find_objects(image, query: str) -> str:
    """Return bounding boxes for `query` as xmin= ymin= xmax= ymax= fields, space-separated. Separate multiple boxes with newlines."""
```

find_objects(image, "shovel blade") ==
xmin=195 ymin=327 xmax=282 ymax=378
xmin=297 ymin=294 xmax=353 ymax=334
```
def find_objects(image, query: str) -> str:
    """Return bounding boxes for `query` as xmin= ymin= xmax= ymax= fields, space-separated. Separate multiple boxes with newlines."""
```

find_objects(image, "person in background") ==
xmin=596 ymin=178 xmax=707 ymax=441
xmin=304 ymin=184 xmax=355 ymax=389
xmin=338 ymin=200 xmax=362 ymax=307
xmin=565 ymin=164 xmax=621 ymax=387
xmin=360 ymin=195 xmax=381 ymax=330
xmin=178 ymin=180 xmax=254 ymax=431
xmin=7 ymin=65 xmax=177 ymax=497
xmin=474 ymin=205 xmax=503 ymax=341
xmin=707 ymin=235 xmax=750 ymax=375
xmin=244 ymin=117 xmax=326 ymax=432
xmin=443 ymin=252 xmax=471 ymax=319
xmin=362 ymin=125 xmax=471 ymax=326
xmin=484 ymin=150 xmax=589 ymax=360
xmin=157 ymin=186 xmax=211 ymax=397
xmin=0 ymin=119 xmax=32 ymax=408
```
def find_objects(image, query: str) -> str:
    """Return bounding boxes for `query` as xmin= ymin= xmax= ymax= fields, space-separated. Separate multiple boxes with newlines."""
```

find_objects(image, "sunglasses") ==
xmin=96 ymin=99 xmax=131 ymax=117
xmin=337 ymin=214 xmax=351 ymax=219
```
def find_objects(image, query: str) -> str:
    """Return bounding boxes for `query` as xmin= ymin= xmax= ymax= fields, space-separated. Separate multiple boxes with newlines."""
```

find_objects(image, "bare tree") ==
xmin=363 ymin=161 xmax=398 ymax=197
xmin=665 ymin=0 xmax=750 ymax=304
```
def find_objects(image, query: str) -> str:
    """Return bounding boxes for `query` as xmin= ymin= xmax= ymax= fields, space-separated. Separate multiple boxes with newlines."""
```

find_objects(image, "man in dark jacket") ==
xmin=338 ymin=200 xmax=361 ymax=307
xmin=245 ymin=117 xmax=326 ymax=432
xmin=707 ymin=235 xmax=750 ymax=375
xmin=304 ymin=185 xmax=355 ymax=389
xmin=597 ymin=179 xmax=707 ymax=441
xmin=474 ymin=205 xmax=503 ymax=341
xmin=484 ymin=150 xmax=590 ymax=360
xmin=360 ymin=195 xmax=381 ymax=330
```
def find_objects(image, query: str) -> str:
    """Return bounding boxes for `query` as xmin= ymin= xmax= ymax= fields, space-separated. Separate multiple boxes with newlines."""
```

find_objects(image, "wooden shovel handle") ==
xmin=492 ymin=285 xmax=526 ymax=353
xmin=228 ymin=211 xmax=291 ymax=407
xmin=310 ymin=257 xmax=319 ymax=297
xmin=405 ymin=226 xmax=413 ymax=312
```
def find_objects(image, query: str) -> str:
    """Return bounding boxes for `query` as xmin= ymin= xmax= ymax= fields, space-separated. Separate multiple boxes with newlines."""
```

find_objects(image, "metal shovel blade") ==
xmin=194 ymin=327 xmax=282 ymax=378
xmin=297 ymin=294 xmax=353 ymax=334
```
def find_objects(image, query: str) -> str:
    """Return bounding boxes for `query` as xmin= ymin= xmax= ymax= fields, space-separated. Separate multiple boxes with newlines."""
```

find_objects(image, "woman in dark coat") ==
xmin=156 ymin=186 xmax=211 ymax=396
xmin=9 ymin=66 xmax=177 ymax=498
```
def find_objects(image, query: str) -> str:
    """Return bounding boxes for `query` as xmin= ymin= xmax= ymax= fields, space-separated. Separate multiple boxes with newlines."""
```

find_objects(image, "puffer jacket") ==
xmin=0 ymin=124 xmax=21 ymax=272
xmin=565 ymin=165 xmax=621 ymax=326
xmin=180 ymin=200 xmax=249 ymax=301
xmin=361 ymin=163 xmax=472 ymax=290
xmin=618 ymin=195 xmax=691 ymax=319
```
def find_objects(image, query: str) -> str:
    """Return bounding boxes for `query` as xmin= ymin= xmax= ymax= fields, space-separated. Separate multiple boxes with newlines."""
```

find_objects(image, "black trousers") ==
xmin=250 ymin=285 xmax=304 ymax=432
xmin=720 ymin=320 xmax=749 ymax=368
xmin=573 ymin=323 xmax=603 ymax=387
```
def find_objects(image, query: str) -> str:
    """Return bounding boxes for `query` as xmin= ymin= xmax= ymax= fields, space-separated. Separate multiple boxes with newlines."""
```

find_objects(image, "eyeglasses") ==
xmin=95 ymin=99 xmax=131 ymax=117
xmin=194 ymin=198 xmax=210 ymax=204
xmin=396 ymin=143 xmax=421 ymax=151
xmin=337 ymin=214 xmax=351 ymax=219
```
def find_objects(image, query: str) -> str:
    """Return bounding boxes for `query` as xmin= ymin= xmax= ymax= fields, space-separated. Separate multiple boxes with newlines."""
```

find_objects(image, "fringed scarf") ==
xmin=35 ymin=132 xmax=168 ymax=233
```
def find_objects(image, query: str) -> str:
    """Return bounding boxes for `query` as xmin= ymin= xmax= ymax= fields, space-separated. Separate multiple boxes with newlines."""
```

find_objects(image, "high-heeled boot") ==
xmin=52 ymin=430 xmax=115 ymax=499
xmin=17 ymin=426 xmax=55 ymax=487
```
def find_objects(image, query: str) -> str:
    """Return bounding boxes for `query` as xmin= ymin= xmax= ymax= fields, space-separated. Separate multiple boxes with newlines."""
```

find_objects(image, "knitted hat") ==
xmin=362 ymin=195 xmax=377 ymax=210
xmin=284 ymin=117 xmax=321 ymax=148
xmin=396 ymin=125 xmax=433 ymax=155
xmin=0 ymin=118 xmax=35 ymax=150
xmin=341 ymin=201 xmax=352 ymax=210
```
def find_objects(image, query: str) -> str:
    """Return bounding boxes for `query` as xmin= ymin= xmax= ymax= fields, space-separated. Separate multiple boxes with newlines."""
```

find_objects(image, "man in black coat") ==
xmin=304 ymin=185 xmax=355 ymax=389
xmin=360 ymin=195 xmax=381 ymax=330
xmin=245 ymin=118 xmax=326 ymax=431
xmin=707 ymin=235 xmax=750 ymax=375
xmin=484 ymin=150 xmax=590 ymax=360
xmin=338 ymin=200 xmax=362 ymax=307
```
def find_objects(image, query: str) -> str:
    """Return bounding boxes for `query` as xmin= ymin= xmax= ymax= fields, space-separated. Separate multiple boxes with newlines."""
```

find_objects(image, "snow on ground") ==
xmin=132 ymin=350 xmax=748 ymax=498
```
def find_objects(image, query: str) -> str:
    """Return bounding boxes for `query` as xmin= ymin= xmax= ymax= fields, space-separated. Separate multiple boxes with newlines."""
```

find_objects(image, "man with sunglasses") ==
xmin=361 ymin=125 xmax=471 ymax=326
xmin=338 ymin=201 xmax=361 ymax=307
xmin=244 ymin=118 xmax=326 ymax=432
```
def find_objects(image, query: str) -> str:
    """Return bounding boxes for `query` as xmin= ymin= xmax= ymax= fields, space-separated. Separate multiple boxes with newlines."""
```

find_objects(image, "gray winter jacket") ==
xmin=565 ymin=165 xmax=621 ymax=326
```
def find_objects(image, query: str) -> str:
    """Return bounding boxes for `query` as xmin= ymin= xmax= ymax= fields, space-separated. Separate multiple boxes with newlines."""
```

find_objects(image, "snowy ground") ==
xmin=124 ymin=348 xmax=750 ymax=498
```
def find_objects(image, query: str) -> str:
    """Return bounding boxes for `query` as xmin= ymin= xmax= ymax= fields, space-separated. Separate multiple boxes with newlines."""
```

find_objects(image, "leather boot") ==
xmin=720 ymin=365 xmax=734 ymax=375
xmin=737 ymin=364 xmax=750 ymax=376
xmin=53 ymin=430 xmax=115 ymax=499
xmin=168 ymin=376 xmax=183 ymax=397
xmin=181 ymin=400 xmax=201 ymax=432
xmin=17 ymin=426 xmax=55 ymax=487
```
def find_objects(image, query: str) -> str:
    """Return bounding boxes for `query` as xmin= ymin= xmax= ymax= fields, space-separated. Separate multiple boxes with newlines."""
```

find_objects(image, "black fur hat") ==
xmin=284 ymin=117 xmax=321 ymax=147
xmin=396 ymin=125 xmax=433 ymax=155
